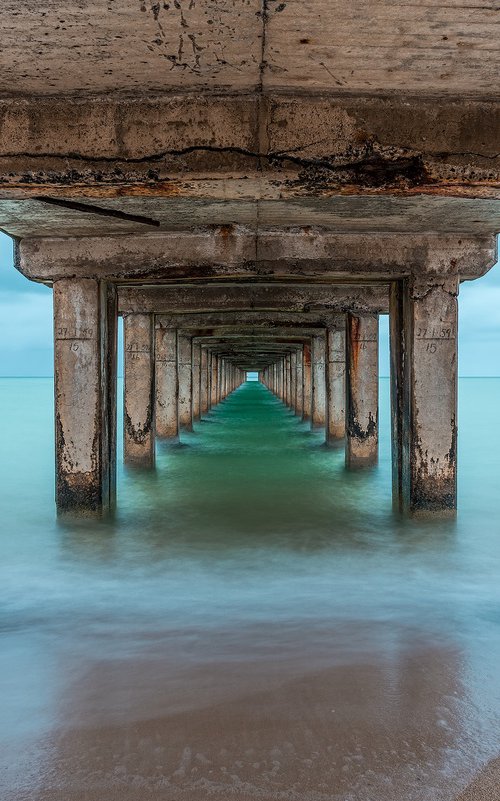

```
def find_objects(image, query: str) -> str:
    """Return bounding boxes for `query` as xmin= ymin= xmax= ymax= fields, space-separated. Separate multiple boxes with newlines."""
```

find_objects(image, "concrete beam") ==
xmin=16 ymin=232 xmax=496 ymax=283
xmin=1 ymin=96 xmax=499 ymax=213
xmin=118 ymin=284 xmax=389 ymax=315
xmin=156 ymin=311 xmax=343 ymax=329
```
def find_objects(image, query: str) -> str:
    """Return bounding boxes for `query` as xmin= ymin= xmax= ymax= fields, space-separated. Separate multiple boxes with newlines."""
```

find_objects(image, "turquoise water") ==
xmin=1 ymin=378 xmax=500 ymax=800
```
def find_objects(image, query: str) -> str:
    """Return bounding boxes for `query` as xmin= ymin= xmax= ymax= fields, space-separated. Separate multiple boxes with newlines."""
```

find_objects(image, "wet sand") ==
xmin=3 ymin=632 xmax=492 ymax=801
xmin=455 ymin=757 xmax=500 ymax=801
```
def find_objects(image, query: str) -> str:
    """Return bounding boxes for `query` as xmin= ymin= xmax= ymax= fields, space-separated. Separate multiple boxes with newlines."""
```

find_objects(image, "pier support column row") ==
xmin=52 ymin=284 xmax=456 ymax=517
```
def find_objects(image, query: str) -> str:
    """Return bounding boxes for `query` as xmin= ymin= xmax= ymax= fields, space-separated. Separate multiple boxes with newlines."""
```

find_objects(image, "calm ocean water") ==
xmin=1 ymin=377 xmax=500 ymax=801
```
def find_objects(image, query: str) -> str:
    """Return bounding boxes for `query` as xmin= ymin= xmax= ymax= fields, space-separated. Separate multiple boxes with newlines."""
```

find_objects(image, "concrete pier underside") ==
xmin=1 ymin=0 xmax=499 ymax=516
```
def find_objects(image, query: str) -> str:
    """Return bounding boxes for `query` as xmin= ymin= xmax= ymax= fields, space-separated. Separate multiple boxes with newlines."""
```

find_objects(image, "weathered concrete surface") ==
xmin=311 ymin=335 xmax=327 ymax=429
xmin=16 ymin=233 xmax=496 ymax=283
xmin=177 ymin=334 xmax=193 ymax=431
xmin=53 ymin=278 xmax=116 ymax=515
xmin=326 ymin=326 xmax=346 ymax=442
xmin=346 ymin=314 xmax=379 ymax=468
xmin=154 ymin=325 xmax=178 ymax=440
xmin=3 ymin=2 xmax=498 ymax=97
xmin=123 ymin=314 xmax=155 ymax=468
xmin=1 ymin=96 xmax=500 ymax=233
xmin=391 ymin=277 xmax=458 ymax=515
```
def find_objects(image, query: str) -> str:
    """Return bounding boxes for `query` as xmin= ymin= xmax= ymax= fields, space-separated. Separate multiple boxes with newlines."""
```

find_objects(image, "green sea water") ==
xmin=1 ymin=377 xmax=500 ymax=800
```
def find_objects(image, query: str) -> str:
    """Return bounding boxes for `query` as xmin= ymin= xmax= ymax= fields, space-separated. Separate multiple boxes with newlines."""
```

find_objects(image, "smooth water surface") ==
xmin=1 ymin=378 xmax=500 ymax=800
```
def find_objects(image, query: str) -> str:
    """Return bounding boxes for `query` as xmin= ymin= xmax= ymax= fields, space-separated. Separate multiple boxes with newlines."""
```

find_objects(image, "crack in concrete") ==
xmin=3 ymin=144 xmax=499 ymax=169
xmin=34 ymin=196 xmax=161 ymax=226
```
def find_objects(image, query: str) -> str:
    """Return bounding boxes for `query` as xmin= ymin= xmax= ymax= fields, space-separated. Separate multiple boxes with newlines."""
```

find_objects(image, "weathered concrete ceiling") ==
xmin=1 ymin=2 xmax=499 ymax=247
xmin=2 ymin=1 xmax=498 ymax=96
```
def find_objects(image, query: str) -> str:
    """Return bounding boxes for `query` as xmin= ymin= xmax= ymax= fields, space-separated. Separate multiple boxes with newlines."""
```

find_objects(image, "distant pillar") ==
xmin=155 ymin=325 xmax=178 ymax=439
xmin=285 ymin=354 xmax=291 ymax=407
xmin=295 ymin=346 xmax=304 ymax=416
xmin=290 ymin=351 xmax=297 ymax=411
xmin=390 ymin=278 xmax=458 ymax=515
xmin=210 ymin=353 xmax=218 ymax=407
xmin=178 ymin=333 xmax=193 ymax=430
xmin=192 ymin=342 xmax=201 ymax=421
xmin=200 ymin=347 xmax=209 ymax=415
xmin=217 ymin=357 xmax=223 ymax=403
xmin=123 ymin=314 xmax=155 ymax=467
xmin=54 ymin=278 xmax=117 ymax=515
xmin=311 ymin=334 xmax=326 ymax=428
xmin=326 ymin=326 xmax=346 ymax=443
xmin=346 ymin=313 xmax=378 ymax=467
xmin=302 ymin=342 xmax=312 ymax=421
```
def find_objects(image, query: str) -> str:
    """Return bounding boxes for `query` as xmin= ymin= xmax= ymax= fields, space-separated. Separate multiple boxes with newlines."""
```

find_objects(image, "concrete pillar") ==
xmin=326 ymin=326 xmax=346 ymax=443
xmin=53 ymin=278 xmax=117 ymax=516
xmin=390 ymin=278 xmax=458 ymax=515
xmin=311 ymin=334 xmax=326 ymax=428
xmin=210 ymin=352 xmax=218 ymax=407
xmin=346 ymin=313 xmax=378 ymax=467
xmin=177 ymin=333 xmax=193 ymax=430
xmin=192 ymin=342 xmax=201 ymax=421
xmin=295 ymin=346 xmax=304 ymax=416
xmin=290 ymin=351 xmax=297 ymax=411
xmin=279 ymin=358 xmax=285 ymax=401
xmin=284 ymin=354 xmax=291 ymax=406
xmin=200 ymin=347 xmax=209 ymax=415
xmin=302 ymin=342 xmax=312 ymax=421
xmin=155 ymin=326 xmax=178 ymax=439
xmin=123 ymin=314 xmax=155 ymax=467
xmin=217 ymin=356 xmax=223 ymax=402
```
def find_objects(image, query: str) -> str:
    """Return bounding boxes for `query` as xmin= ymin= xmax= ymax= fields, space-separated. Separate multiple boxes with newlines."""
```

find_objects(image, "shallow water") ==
xmin=1 ymin=378 xmax=500 ymax=800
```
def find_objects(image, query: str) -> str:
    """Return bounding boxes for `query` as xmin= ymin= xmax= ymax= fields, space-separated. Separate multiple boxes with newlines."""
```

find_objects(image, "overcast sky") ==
xmin=1 ymin=231 xmax=499 ymax=377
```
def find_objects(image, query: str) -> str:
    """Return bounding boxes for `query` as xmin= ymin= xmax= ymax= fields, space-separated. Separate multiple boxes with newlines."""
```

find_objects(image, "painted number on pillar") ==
xmin=56 ymin=327 xmax=93 ymax=339
xmin=126 ymin=343 xmax=150 ymax=360
xmin=416 ymin=326 xmax=456 ymax=340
